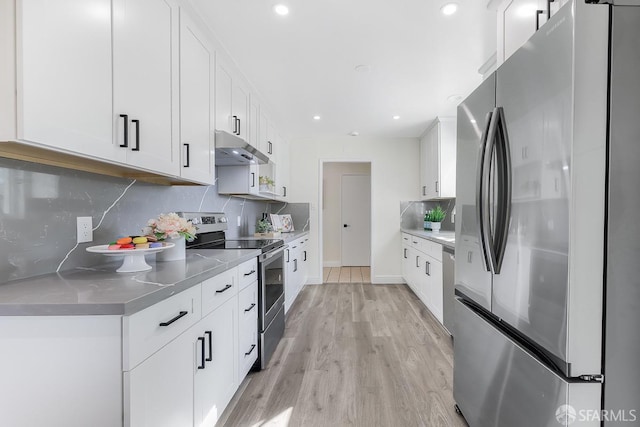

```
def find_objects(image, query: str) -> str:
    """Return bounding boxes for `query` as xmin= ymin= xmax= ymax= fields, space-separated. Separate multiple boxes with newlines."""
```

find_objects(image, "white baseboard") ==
xmin=371 ymin=275 xmax=405 ymax=284
xmin=305 ymin=276 xmax=323 ymax=285
xmin=323 ymin=261 xmax=341 ymax=268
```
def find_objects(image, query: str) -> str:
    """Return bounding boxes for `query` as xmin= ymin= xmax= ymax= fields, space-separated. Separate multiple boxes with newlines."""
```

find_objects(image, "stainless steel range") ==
xmin=178 ymin=212 xmax=286 ymax=370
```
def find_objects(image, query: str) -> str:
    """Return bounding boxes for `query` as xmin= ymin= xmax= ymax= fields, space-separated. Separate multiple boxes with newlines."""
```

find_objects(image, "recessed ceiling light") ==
xmin=470 ymin=119 xmax=477 ymax=124
xmin=313 ymin=115 xmax=321 ymax=120
xmin=447 ymin=94 xmax=463 ymax=103
xmin=393 ymin=115 xmax=401 ymax=120
xmin=441 ymin=3 xmax=458 ymax=15
xmin=349 ymin=131 xmax=360 ymax=137
xmin=273 ymin=4 xmax=289 ymax=16
xmin=232 ymin=150 xmax=239 ymax=154
xmin=354 ymin=64 xmax=372 ymax=73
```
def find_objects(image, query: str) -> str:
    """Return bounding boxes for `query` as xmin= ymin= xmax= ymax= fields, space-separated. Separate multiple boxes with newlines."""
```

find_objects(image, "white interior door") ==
xmin=341 ymin=174 xmax=371 ymax=266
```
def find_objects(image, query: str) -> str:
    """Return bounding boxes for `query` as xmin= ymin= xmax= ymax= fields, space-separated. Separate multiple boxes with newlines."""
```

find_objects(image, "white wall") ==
xmin=290 ymin=137 xmax=420 ymax=284
xmin=322 ymin=162 xmax=371 ymax=267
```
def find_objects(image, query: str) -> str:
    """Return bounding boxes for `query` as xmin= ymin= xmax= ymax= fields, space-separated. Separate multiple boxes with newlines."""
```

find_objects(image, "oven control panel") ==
xmin=177 ymin=212 xmax=227 ymax=233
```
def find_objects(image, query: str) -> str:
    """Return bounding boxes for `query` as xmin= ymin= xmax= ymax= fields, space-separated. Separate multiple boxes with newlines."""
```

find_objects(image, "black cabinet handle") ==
xmin=416 ymin=256 xmax=420 ymax=268
xmin=535 ymin=9 xmax=544 ymax=30
xmin=251 ymin=172 xmax=255 ymax=188
xmin=404 ymin=248 xmax=408 ymax=259
xmin=183 ymin=143 xmax=190 ymax=167
xmin=205 ymin=331 xmax=212 ymax=362
xmin=268 ymin=141 xmax=272 ymax=154
xmin=197 ymin=337 xmax=206 ymax=369
xmin=294 ymin=259 xmax=298 ymax=272
xmin=303 ymin=251 xmax=307 ymax=261
xmin=131 ymin=119 xmax=140 ymax=151
xmin=244 ymin=303 xmax=256 ymax=312
xmin=286 ymin=249 xmax=290 ymax=262
xmin=216 ymin=284 xmax=232 ymax=294
xmin=119 ymin=114 xmax=128 ymax=148
xmin=435 ymin=180 xmax=438 ymax=193
xmin=244 ymin=269 xmax=256 ymax=276
xmin=245 ymin=344 xmax=256 ymax=356
xmin=547 ymin=0 xmax=554 ymax=19
xmin=236 ymin=117 xmax=241 ymax=136
xmin=159 ymin=310 xmax=188 ymax=327
xmin=422 ymin=185 xmax=426 ymax=196
xmin=283 ymin=186 xmax=287 ymax=197
xmin=426 ymin=261 xmax=431 ymax=276
xmin=233 ymin=115 xmax=238 ymax=134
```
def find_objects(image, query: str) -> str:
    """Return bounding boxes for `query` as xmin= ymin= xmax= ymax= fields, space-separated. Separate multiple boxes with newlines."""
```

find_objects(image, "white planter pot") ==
xmin=156 ymin=237 xmax=186 ymax=261
xmin=431 ymin=222 xmax=442 ymax=233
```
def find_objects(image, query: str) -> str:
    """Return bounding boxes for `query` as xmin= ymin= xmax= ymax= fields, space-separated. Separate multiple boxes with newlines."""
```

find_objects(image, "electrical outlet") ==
xmin=77 ymin=217 xmax=93 ymax=243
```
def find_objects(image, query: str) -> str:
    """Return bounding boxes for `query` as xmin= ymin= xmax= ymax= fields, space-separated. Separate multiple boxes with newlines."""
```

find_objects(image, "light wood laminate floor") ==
xmin=218 ymin=283 xmax=467 ymax=427
xmin=323 ymin=267 xmax=371 ymax=284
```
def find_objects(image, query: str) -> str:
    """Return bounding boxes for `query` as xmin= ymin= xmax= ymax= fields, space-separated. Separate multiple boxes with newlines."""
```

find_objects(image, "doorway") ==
xmin=322 ymin=162 xmax=371 ymax=283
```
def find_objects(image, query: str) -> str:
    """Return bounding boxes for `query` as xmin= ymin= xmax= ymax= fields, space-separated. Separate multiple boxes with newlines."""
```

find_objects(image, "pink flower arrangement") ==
xmin=144 ymin=213 xmax=197 ymax=242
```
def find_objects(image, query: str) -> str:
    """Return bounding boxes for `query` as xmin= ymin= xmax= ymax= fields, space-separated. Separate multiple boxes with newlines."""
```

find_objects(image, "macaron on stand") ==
xmin=86 ymin=239 xmax=174 ymax=273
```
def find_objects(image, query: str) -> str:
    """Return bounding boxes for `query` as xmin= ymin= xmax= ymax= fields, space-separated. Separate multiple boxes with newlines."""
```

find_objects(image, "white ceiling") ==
xmin=189 ymin=0 xmax=496 ymax=140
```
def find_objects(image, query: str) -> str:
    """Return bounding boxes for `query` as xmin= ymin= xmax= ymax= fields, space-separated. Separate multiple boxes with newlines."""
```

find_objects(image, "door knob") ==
xmin=343 ymin=224 xmax=349 ymax=228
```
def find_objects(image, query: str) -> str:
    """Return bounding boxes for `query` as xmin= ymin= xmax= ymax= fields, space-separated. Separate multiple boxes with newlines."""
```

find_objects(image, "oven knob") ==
xmin=219 ymin=216 xmax=227 ymax=223
xmin=191 ymin=217 xmax=200 ymax=225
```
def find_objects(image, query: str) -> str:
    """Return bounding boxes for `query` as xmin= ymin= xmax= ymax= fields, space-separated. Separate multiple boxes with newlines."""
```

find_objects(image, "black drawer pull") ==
xmin=205 ymin=331 xmax=212 ymax=362
xmin=243 ymin=269 xmax=256 ymax=276
xmin=119 ymin=114 xmax=128 ymax=147
xmin=159 ymin=310 xmax=188 ymax=327
xmin=244 ymin=303 xmax=256 ymax=312
xmin=216 ymin=284 xmax=232 ymax=294
xmin=131 ymin=119 xmax=140 ymax=151
xmin=197 ymin=337 xmax=205 ymax=369
xmin=245 ymin=344 xmax=256 ymax=356
xmin=183 ymin=143 xmax=190 ymax=167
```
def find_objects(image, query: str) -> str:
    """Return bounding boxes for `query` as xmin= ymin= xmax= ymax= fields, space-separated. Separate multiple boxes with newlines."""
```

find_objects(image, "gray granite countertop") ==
xmin=401 ymin=228 xmax=455 ymax=251
xmin=0 ymin=249 xmax=260 ymax=316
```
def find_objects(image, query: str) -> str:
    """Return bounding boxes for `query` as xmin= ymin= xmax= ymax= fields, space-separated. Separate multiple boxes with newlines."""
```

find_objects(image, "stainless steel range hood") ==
xmin=215 ymin=130 xmax=269 ymax=165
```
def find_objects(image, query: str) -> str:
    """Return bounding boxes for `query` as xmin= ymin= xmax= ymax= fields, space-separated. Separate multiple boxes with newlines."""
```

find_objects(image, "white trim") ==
xmin=323 ymin=261 xmax=341 ymax=268
xmin=305 ymin=276 xmax=323 ymax=285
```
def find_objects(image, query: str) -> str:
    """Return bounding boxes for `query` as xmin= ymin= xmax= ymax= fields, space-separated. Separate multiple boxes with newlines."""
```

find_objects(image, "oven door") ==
xmin=259 ymin=246 xmax=285 ymax=330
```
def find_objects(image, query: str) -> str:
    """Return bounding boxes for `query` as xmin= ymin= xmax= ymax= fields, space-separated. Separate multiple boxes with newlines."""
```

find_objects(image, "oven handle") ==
xmin=260 ymin=245 xmax=288 ymax=261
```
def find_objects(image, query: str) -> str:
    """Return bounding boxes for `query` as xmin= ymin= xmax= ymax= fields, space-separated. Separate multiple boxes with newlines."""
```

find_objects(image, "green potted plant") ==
xmin=427 ymin=205 xmax=447 ymax=233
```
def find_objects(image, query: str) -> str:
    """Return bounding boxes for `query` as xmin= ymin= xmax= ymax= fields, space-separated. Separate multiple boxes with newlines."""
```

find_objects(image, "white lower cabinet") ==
xmin=238 ymin=283 xmax=258 ymax=382
xmin=284 ymin=236 xmax=308 ymax=314
xmin=194 ymin=298 xmax=238 ymax=427
xmin=401 ymin=233 xmax=445 ymax=324
xmin=125 ymin=329 xmax=195 ymax=427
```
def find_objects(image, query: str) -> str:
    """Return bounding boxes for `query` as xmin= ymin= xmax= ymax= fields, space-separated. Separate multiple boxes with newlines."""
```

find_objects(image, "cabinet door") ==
xmin=419 ymin=135 xmax=430 ymax=199
xmin=179 ymin=15 xmax=214 ymax=184
xmin=276 ymin=138 xmax=290 ymax=200
xmin=267 ymin=120 xmax=277 ymax=159
xmin=238 ymin=283 xmax=258 ymax=382
xmin=249 ymin=96 xmax=260 ymax=148
xmin=19 ymin=0 xmax=121 ymax=162
xmin=429 ymin=124 xmax=440 ymax=199
xmin=438 ymin=118 xmax=457 ymax=198
xmin=215 ymin=61 xmax=233 ymax=134
xmin=429 ymin=258 xmax=444 ymax=324
xmin=113 ymin=0 xmax=179 ymax=175
xmin=126 ymin=330 xmax=194 ymax=427
xmin=194 ymin=299 xmax=237 ymax=427
xmin=259 ymin=110 xmax=270 ymax=156
xmin=232 ymin=83 xmax=249 ymax=139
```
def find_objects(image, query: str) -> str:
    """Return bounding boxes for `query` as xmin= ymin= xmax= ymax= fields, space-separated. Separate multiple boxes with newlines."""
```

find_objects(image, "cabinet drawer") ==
xmin=123 ymin=285 xmax=202 ymax=371
xmin=237 ymin=258 xmax=258 ymax=290
xmin=402 ymin=233 xmax=411 ymax=245
xmin=238 ymin=282 xmax=258 ymax=327
xmin=424 ymin=239 xmax=443 ymax=262
xmin=202 ymin=268 xmax=237 ymax=316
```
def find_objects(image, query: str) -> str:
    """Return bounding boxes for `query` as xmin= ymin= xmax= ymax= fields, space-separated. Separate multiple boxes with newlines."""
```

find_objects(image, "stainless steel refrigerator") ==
xmin=454 ymin=1 xmax=640 ymax=426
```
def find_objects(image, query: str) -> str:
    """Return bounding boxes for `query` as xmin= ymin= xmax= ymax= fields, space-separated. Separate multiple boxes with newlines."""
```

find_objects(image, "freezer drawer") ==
xmin=453 ymin=299 xmax=600 ymax=427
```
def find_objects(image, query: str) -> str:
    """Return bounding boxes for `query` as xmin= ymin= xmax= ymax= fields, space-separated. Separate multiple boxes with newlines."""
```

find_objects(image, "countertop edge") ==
xmin=401 ymin=228 xmax=455 ymax=250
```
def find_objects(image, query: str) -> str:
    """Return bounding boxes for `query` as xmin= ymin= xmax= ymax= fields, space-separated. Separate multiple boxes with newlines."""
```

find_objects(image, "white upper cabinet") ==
xmin=420 ymin=117 xmax=456 ymax=200
xmin=215 ymin=58 xmax=249 ymax=140
xmin=179 ymin=12 xmax=215 ymax=184
xmin=276 ymin=137 xmax=290 ymax=201
xmin=497 ymin=0 xmax=569 ymax=65
xmin=249 ymin=95 xmax=260 ymax=148
xmin=113 ymin=0 xmax=180 ymax=176
xmin=18 ymin=0 xmax=122 ymax=162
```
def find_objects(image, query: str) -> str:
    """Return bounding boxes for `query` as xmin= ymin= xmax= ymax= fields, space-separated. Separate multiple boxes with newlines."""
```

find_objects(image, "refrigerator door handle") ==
xmin=476 ymin=111 xmax=493 ymax=272
xmin=492 ymin=107 xmax=512 ymax=274
xmin=478 ymin=109 xmax=497 ymax=273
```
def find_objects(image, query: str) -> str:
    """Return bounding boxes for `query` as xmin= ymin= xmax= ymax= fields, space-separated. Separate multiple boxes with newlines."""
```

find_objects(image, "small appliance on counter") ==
xmin=178 ymin=212 xmax=286 ymax=370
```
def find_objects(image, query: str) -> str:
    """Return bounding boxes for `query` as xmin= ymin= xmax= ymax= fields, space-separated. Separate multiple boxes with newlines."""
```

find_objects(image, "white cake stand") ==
xmin=86 ymin=243 xmax=175 ymax=273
